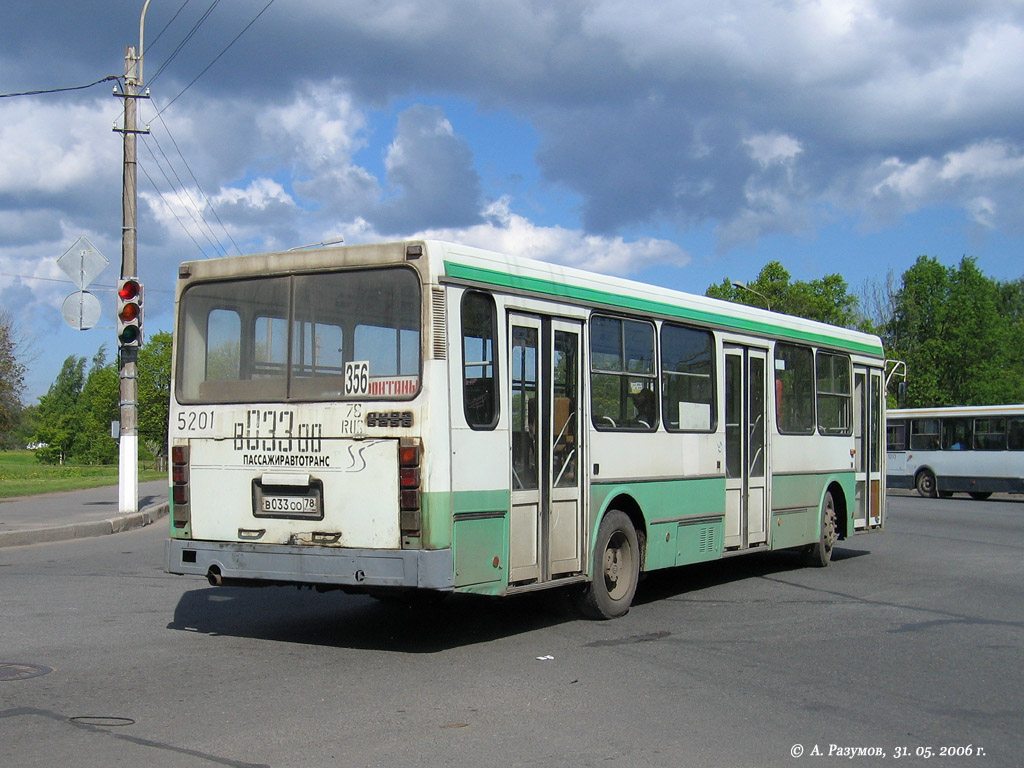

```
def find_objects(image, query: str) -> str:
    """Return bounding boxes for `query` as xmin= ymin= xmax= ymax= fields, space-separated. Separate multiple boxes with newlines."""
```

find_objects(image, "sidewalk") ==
xmin=0 ymin=480 xmax=169 ymax=548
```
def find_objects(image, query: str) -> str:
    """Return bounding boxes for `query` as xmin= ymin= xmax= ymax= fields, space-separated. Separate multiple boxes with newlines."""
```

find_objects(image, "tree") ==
xmin=33 ymin=355 xmax=87 ymax=464
xmin=76 ymin=347 xmax=119 ymax=464
xmin=0 ymin=311 xmax=28 ymax=447
xmin=706 ymin=260 xmax=863 ymax=329
xmin=138 ymin=331 xmax=172 ymax=462
xmin=886 ymin=256 xmax=1024 ymax=407
xmin=31 ymin=333 xmax=174 ymax=465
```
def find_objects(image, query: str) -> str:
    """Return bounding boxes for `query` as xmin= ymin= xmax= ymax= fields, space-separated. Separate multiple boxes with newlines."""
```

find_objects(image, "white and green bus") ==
xmin=166 ymin=240 xmax=886 ymax=618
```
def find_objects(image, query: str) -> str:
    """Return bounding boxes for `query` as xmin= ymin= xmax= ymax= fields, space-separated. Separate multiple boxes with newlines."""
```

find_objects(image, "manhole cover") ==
xmin=0 ymin=663 xmax=54 ymax=681
xmin=69 ymin=716 xmax=135 ymax=727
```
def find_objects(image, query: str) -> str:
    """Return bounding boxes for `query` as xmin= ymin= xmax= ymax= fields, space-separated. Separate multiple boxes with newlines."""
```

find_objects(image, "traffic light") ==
xmin=116 ymin=278 xmax=144 ymax=347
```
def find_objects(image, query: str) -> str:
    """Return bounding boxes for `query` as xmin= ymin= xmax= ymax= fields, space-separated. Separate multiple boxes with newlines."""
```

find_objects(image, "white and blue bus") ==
xmin=166 ymin=240 xmax=886 ymax=618
xmin=886 ymin=404 xmax=1024 ymax=499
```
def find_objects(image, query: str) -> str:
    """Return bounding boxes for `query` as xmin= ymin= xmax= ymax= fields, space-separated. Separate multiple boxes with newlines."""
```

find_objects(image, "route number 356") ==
xmin=345 ymin=361 xmax=370 ymax=396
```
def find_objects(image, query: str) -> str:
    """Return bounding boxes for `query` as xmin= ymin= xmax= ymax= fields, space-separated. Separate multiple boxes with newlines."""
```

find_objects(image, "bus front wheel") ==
xmin=915 ymin=470 xmax=937 ymax=498
xmin=802 ymin=490 xmax=837 ymax=568
xmin=969 ymin=491 xmax=992 ymax=500
xmin=579 ymin=510 xmax=640 ymax=619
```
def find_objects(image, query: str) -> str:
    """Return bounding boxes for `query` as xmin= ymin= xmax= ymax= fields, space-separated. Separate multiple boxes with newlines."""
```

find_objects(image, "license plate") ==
xmin=260 ymin=495 xmax=319 ymax=515
xmin=252 ymin=479 xmax=324 ymax=520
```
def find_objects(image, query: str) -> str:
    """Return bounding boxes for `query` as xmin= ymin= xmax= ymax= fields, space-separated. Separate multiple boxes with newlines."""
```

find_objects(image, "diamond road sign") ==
xmin=57 ymin=236 xmax=108 ymax=289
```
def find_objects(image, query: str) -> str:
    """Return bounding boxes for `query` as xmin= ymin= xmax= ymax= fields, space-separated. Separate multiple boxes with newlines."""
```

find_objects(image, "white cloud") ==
xmin=214 ymin=178 xmax=295 ymax=209
xmin=939 ymin=140 xmax=1024 ymax=183
xmin=0 ymin=97 xmax=119 ymax=196
xmin=868 ymin=140 xmax=1024 ymax=228
xmin=744 ymin=133 xmax=803 ymax=167
xmin=412 ymin=196 xmax=688 ymax=275
xmin=258 ymin=81 xmax=368 ymax=170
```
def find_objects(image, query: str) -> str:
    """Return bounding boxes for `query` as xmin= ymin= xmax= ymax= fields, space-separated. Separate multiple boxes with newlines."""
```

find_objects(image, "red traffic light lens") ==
xmin=118 ymin=280 xmax=140 ymax=301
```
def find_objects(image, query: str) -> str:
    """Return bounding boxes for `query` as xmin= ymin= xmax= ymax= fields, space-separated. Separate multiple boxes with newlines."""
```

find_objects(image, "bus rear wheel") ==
xmin=915 ymin=470 xmax=937 ymax=498
xmin=802 ymin=490 xmax=837 ymax=568
xmin=969 ymin=491 xmax=993 ymax=500
xmin=578 ymin=510 xmax=640 ymax=619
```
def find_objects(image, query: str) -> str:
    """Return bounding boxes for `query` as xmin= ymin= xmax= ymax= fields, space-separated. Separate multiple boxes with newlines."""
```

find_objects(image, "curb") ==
xmin=0 ymin=502 xmax=169 ymax=549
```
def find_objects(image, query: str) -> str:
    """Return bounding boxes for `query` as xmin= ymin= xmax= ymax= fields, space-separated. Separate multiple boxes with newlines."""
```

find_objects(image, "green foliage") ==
xmin=138 ymin=331 xmax=172 ymax=459
xmin=706 ymin=260 xmax=862 ymax=329
xmin=32 ymin=334 xmax=173 ymax=466
xmin=77 ymin=359 xmax=119 ymax=464
xmin=710 ymin=255 xmax=1024 ymax=409
xmin=33 ymin=355 xmax=88 ymax=464
xmin=0 ymin=312 xmax=27 ymax=447
xmin=885 ymin=256 xmax=1024 ymax=407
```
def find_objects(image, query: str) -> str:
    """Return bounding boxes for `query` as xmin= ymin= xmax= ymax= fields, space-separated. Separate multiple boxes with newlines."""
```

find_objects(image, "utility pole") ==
xmin=114 ymin=1 xmax=151 ymax=514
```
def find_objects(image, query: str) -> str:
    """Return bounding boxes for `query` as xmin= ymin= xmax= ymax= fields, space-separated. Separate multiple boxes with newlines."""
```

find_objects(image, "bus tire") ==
xmin=802 ymin=490 xmax=837 ymax=568
xmin=969 ymin=491 xmax=992 ymax=500
xmin=578 ymin=510 xmax=640 ymax=619
xmin=915 ymin=469 xmax=937 ymax=498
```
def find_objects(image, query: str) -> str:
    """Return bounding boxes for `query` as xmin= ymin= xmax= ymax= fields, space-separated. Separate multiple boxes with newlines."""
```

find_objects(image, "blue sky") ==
xmin=2 ymin=0 xmax=1024 ymax=400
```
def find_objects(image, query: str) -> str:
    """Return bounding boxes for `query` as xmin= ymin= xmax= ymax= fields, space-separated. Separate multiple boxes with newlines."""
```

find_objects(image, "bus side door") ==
xmin=854 ymin=367 xmax=884 ymax=528
xmin=508 ymin=313 xmax=584 ymax=584
xmin=724 ymin=345 xmax=769 ymax=549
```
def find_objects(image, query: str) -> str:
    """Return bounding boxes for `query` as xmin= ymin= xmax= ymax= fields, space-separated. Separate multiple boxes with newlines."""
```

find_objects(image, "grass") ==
xmin=0 ymin=450 xmax=165 ymax=499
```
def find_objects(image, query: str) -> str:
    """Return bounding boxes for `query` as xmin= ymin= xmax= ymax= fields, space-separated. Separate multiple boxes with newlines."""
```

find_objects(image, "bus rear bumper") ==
xmin=166 ymin=538 xmax=455 ymax=591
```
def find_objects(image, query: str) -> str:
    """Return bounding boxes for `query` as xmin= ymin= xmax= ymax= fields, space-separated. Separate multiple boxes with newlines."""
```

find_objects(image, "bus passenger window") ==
xmin=942 ymin=418 xmax=972 ymax=450
xmin=816 ymin=352 xmax=852 ymax=435
xmin=461 ymin=291 xmax=498 ymax=429
xmin=973 ymin=418 xmax=1006 ymax=450
xmin=590 ymin=315 xmax=657 ymax=431
xmin=910 ymin=419 xmax=940 ymax=450
xmin=661 ymin=323 xmax=715 ymax=431
xmin=774 ymin=343 xmax=814 ymax=434
xmin=1009 ymin=418 xmax=1024 ymax=450
xmin=886 ymin=422 xmax=907 ymax=451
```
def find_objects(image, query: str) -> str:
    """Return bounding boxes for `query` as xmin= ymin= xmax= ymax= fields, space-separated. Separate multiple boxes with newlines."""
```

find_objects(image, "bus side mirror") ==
xmin=896 ymin=381 xmax=908 ymax=409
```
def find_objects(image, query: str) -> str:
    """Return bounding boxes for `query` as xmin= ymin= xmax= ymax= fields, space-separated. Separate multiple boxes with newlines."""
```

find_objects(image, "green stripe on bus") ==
xmin=771 ymin=471 xmax=855 ymax=510
xmin=451 ymin=489 xmax=511 ymax=514
xmin=444 ymin=261 xmax=883 ymax=356
xmin=590 ymin=476 xmax=725 ymax=519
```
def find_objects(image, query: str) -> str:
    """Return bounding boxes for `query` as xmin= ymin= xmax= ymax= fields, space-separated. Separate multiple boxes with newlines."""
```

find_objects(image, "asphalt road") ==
xmin=1 ymin=493 xmax=1021 ymax=767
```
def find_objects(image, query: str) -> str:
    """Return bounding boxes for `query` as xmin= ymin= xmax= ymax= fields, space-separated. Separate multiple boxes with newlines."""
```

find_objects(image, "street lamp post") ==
xmin=732 ymin=280 xmax=771 ymax=311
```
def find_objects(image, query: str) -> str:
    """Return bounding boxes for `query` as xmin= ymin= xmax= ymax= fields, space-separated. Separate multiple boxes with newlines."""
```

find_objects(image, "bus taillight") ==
xmin=399 ymin=438 xmax=422 ymax=534
xmin=171 ymin=444 xmax=191 ymax=529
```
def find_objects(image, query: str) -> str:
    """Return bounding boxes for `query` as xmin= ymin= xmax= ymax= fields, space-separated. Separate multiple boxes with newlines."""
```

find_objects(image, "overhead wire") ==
xmin=153 ymin=0 xmax=276 ymax=119
xmin=0 ymin=272 xmax=173 ymax=293
xmin=149 ymin=114 xmax=242 ymax=256
xmin=145 ymin=0 xmax=195 ymax=56
xmin=137 ymin=160 xmax=209 ymax=259
xmin=140 ymin=137 xmax=226 ymax=259
xmin=0 ymin=0 xmax=271 ymax=268
xmin=0 ymin=75 xmax=121 ymax=99
xmin=148 ymin=0 xmax=225 ymax=87
xmin=133 ymin=0 xmax=278 ymax=257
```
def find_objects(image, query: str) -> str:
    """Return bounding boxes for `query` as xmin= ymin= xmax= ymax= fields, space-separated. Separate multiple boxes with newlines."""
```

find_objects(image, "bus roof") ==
xmin=176 ymin=238 xmax=885 ymax=358
xmin=433 ymin=241 xmax=884 ymax=358
xmin=887 ymin=405 xmax=1024 ymax=419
